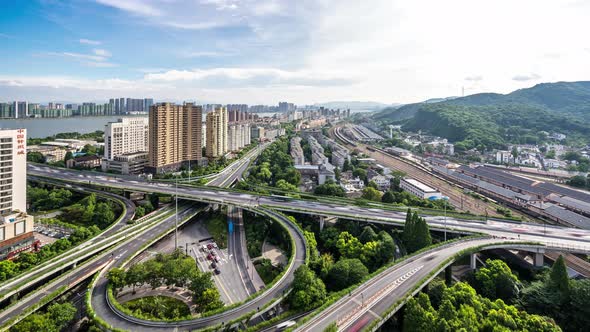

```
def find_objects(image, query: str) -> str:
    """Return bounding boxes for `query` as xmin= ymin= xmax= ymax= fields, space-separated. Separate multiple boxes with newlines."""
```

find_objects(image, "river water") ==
xmin=0 ymin=109 xmax=374 ymax=138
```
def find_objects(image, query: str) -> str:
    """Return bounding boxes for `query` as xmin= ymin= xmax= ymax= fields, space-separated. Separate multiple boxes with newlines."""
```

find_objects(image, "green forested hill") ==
xmin=401 ymin=103 xmax=590 ymax=151
xmin=374 ymin=81 xmax=590 ymax=150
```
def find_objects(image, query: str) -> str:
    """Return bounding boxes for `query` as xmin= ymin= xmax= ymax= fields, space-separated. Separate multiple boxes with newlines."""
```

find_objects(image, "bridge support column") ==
xmin=534 ymin=252 xmax=544 ymax=267
xmin=470 ymin=253 xmax=477 ymax=270
xmin=319 ymin=216 xmax=325 ymax=231
xmin=123 ymin=191 xmax=131 ymax=199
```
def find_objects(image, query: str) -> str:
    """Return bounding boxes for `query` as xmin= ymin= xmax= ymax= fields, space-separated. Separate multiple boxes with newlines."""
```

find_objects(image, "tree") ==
xmin=304 ymin=230 xmax=319 ymax=261
xmin=311 ymin=253 xmax=334 ymax=280
xmin=289 ymin=265 xmax=326 ymax=310
xmin=403 ymin=211 xmax=431 ymax=253
xmin=377 ymin=231 xmax=395 ymax=264
xmin=359 ymin=226 xmax=378 ymax=244
xmin=405 ymin=282 xmax=561 ymax=332
xmin=326 ymin=258 xmax=368 ymax=291
xmin=360 ymin=241 xmax=381 ymax=271
xmin=361 ymin=187 xmax=382 ymax=202
xmin=92 ymin=202 xmax=115 ymax=228
xmin=472 ymin=259 xmax=520 ymax=301
xmin=64 ymin=151 xmax=74 ymax=162
xmin=107 ymin=268 xmax=127 ymax=294
xmin=194 ymin=288 xmax=223 ymax=313
xmin=314 ymin=181 xmax=346 ymax=197
xmin=412 ymin=214 xmax=432 ymax=252
xmin=336 ymin=232 xmax=363 ymax=259
xmin=548 ymin=255 xmax=570 ymax=299
xmin=382 ymin=191 xmax=395 ymax=203
xmin=275 ymin=179 xmax=299 ymax=192
xmin=46 ymin=302 xmax=77 ymax=330
xmin=27 ymin=151 xmax=46 ymax=163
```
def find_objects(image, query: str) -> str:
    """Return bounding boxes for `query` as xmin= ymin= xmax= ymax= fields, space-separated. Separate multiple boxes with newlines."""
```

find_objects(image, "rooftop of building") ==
xmin=402 ymin=178 xmax=438 ymax=193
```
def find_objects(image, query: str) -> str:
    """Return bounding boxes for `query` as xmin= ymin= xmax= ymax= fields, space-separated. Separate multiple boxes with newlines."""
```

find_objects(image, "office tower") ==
xmin=48 ymin=102 xmax=55 ymax=109
xmin=119 ymin=98 xmax=125 ymax=114
xmin=104 ymin=118 xmax=149 ymax=160
xmin=0 ymin=103 xmax=13 ymax=118
xmin=148 ymin=102 xmax=202 ymax=173
xmin=143 ymin=98 xmax=153 ymax=113
xmin=205 ymin=106 xmax=228 ymax=158
xmin=0 ymin=129 xmax=35 ymax=259
xmin=13 ymin=101 xmax=27 ymax=118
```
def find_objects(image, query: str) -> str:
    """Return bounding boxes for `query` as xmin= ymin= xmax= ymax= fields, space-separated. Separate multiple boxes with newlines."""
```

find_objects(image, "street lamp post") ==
xmin=175 ymin=175 xmax=178 ymax=251
xmin=443 ymin=196 xmax=449 ymax=242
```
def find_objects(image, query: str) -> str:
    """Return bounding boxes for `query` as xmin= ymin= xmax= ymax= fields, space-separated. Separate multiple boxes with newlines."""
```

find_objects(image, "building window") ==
xmin=15 ymin=221 xmax=25 ymax=236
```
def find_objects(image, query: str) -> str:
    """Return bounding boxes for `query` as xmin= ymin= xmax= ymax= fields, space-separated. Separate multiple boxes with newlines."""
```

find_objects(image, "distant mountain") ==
xmin=314 ymin=101 xmax=396 ymax=110
xmin=375 ymin=81 xmax=590 ymax=122
xmin=373 ymin=81 xmax=590 ymax=151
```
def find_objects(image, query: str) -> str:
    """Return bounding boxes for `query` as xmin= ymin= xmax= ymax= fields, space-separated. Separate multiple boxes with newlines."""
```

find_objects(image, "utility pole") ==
xmin=175 ymin=175 xmax=178 ymax=250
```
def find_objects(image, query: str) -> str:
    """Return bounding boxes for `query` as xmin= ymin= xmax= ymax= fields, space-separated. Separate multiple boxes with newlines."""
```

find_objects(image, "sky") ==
xmin=1 ymin=0 xmax=590 ymax=105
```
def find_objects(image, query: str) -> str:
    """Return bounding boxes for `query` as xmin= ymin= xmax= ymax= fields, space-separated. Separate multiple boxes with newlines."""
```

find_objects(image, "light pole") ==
xmin=175 ymin=174 xmax=178 ymax=251
xmin=442 ymin=196 xmax=449 ymax=242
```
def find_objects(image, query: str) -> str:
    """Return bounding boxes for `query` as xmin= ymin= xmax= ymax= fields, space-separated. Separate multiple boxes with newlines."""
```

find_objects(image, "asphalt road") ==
xmin=89 ymin=207 xmax=306 ymax=331
xmin=28 ymin=164 xmax=590 ymax=253
xmin=296 ymin=238 xmax=520 ymax=332
xmin=0 ymin=178 xmax=136 ymax=301
xmin=0 ymin=204 xmax=195 ymax=329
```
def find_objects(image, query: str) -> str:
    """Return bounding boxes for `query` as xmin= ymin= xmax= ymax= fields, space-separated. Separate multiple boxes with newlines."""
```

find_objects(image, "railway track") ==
xmin=332 ymin=126 xmax=502 ymax=217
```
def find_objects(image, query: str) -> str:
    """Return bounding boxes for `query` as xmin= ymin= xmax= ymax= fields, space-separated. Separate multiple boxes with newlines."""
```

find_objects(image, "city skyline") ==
xmin=2 ymin=1 xmax=590 ymax=104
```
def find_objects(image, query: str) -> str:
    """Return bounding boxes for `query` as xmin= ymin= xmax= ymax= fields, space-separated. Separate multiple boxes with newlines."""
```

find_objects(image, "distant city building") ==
xmin=14 ymin=101 xmax=27 ymax=118
xmin=103 ymin=118 xmax=149 ymax=160
xmin=290 ymin=137 xmax=305 ymax=165
xmin=0 ymin=129 xmax=36 ymax=260
xmin=205 ymin=106 xmax=228 ymax=158
xmin=148 ymin=102 xmax=203 ymax=173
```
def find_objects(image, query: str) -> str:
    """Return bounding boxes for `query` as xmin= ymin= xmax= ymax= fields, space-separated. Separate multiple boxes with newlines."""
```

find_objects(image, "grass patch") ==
xmin=203 ymin=212 xmax=228 ymax=249
xmin=122 ymin=296 xmax=191 ymax=320
xmin=254 ymin=258 xmax=283 ymax=284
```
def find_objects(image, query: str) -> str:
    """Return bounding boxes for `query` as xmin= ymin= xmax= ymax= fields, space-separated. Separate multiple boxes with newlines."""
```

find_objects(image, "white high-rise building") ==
xmin=104 ymin=118 xmax=149 ymax=160
xmin=1 ymin=129 xmax=35 ymax=259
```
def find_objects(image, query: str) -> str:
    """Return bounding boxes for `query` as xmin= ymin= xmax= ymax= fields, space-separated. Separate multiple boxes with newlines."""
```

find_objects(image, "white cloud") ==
xmin=94 ymin=0 xmax=162 ymax=17
xmin=512 ymin=73 xmax=542 ymax=82
xmin=465 ymin=76 xmax=483 ymax=82
xmin=79 ymin=38 xmax=101 ymax=45
xmin=93 ymin=49 xmax=112 ymax=57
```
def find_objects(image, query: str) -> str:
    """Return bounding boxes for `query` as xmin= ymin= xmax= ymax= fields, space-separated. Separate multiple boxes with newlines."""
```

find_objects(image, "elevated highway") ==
xmin=28 ymin=164 xmax=590 ymax=253
xmin=295 ymin=238 xmax=537 ymax=332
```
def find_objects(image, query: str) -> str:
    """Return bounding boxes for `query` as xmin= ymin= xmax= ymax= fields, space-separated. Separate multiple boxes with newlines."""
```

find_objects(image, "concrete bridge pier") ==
xmin=470 ymin=253 xmax=478 ymax=270
xmin=534 ymin=252 xmax=544 ymax=267
xmin=319 ymin=216 xmax=325 ymax=231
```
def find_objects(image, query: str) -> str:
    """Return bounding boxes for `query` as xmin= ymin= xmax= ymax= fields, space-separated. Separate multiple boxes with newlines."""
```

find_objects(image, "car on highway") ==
xmin=214 ymin=267 xmax=221 ymax=274
xmin=201 ymin=245 xmax=208 ymax=252
xmin=214 ymin=256 xmax=220 ymax=262
xmin=211 ymin=262 xmax=217 ymax=268
xmin=207 ymin=253 xmax=214 ymax=260
xmin=276 ymin=321 xmax=296 ymax=330
xmin=211 ymin=242 xmax=218 ymax=249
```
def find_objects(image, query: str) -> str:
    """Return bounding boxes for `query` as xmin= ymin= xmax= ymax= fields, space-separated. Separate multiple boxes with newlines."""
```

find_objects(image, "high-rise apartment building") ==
xmin=143 ymin=98 xmax=154 ymax=113
xmin=14 ymin=101 xmax=28 ymax=118
xmin=104 ymin=118 xmax=149 ymax=160
xmin=205 ymin=106 xmax=228 ymax=158
xmin=0 ymin=103 xmax=14 ymax=119
xmin=0 ymin=129 xmax=35 ymax=259
xmin=118 ymin=98 xmax=125 ymax=114
xmin=148 ymin=103 xmax=202 ymax=173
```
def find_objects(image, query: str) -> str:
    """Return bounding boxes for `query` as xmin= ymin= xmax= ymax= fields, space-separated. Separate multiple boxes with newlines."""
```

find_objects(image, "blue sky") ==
xmin=1 ymin=0 xmax=590 ymax=104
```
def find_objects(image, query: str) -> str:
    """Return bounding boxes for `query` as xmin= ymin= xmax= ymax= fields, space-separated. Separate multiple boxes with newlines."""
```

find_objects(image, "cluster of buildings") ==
xmin=0 ymin=98 xmax=154 ymax=119
xmin=100 ymin=104 xmax=284 ymax=174
xmin=432 ymin=164 xmax=590 ymax=228
xmin=0 ymin=129 xmax=37 ymax=260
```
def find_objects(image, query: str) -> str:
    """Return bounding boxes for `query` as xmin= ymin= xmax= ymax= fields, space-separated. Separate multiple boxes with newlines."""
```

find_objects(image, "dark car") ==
xmin=214 ymin=267 xmax=221 ymax=274
xmin=211 ymin=262 xmax=217 ymax=269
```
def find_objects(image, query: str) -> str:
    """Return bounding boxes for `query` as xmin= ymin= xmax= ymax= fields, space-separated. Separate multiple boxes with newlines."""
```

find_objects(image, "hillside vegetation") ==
xmin=374 ymin=81 xmax=590 ymax=149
